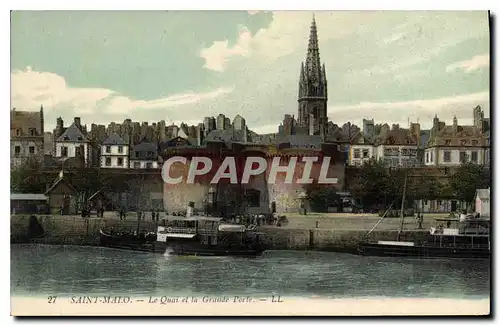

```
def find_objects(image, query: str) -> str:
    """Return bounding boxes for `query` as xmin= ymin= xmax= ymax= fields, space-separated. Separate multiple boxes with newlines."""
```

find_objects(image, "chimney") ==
xmin=74 ymin=117 xmax=81 ymax=128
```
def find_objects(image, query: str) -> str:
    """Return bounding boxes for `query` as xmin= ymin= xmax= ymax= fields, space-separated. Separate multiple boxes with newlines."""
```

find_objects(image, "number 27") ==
xmin=48 ymin=296 xmax=57 ymax=304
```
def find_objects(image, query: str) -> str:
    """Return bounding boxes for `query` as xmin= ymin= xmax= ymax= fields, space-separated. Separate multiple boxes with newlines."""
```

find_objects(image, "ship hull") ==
xmin=358 ymin=242 xmax=490 ymax=259
xmin=99 ymin=230 xmax=265 ymax=257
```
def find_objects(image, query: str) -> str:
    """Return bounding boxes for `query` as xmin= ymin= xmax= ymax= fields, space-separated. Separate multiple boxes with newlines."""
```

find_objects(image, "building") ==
xmin=348 ymin=119 xmax=376 ymax=166
xmin=45 ymin=171 xmax=78 ymax=215
xmin=373 ymin=124 xmax=419 ymax=168
xmin=161 ymin=138 xmax=346 ymax=214
xmin=297 ymin=15 xmax=328 ymax=136
xmin=414 ymin=199 xmax=467 ymax=214
xmin=54 ymin=117 xmax=93 ymax=166
xmin=11 ymin=193 xmax=49 ymax=214
xmin=130 ymin=141 xmax=159 ymax=169
xmin=475 ymin=188 xmax=490 ymax=217
xmin=424 ymin=107 xmax=489 ymax=167
xmin=349 ymin=134 xmax=375 ymax=166
xmin=100 ymin=133 xmax=130 ymax=169
xmin=10 ymin=106 xmax=45 ymax=168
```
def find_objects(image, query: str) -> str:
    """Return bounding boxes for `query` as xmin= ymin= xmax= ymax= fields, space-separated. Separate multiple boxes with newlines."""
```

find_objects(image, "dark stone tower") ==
xmin=298 ymin=15 xmax=328 ymax=136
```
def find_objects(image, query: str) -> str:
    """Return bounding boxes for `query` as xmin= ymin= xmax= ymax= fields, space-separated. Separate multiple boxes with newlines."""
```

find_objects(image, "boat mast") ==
xmin=136 ymin=173 xmax=145 ymax=235
xmin=364 ymin=199 xmax=396 ymax=238
xmin=397 ymin=172 xmax=408 ymax=241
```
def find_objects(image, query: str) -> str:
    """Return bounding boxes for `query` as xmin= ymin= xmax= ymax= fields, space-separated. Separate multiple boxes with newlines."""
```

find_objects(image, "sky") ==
xmin=10 ymin=10 xmax=490 ymax=134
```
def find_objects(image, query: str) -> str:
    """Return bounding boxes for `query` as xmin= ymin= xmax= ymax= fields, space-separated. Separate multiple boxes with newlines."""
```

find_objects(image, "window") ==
xmin=353 ymin=149 xmax=361 ymax=159
xmin=118 ymin=146 xmax=123 ymax=154
xmin=106 ymin=146 xmax=111 ymax=153
xmin=15 ymin=129 xmax=21 ymax=136
xmin=445 ymin=140 xmax=451 ymax=145
xmin=246 ymin=189 xmax=261 ymax=207
xmin=472 ymin=140 xmax=478 ymax=146
xmin=29 ymin=146 xmax=35 ymax=154
xmin=459 ymin=151 xmax=467 ymax=163
xmin=471 ymin=151 xmax=478 ymax=163
xmin=443 ymin=151 xmax=451 ymax=162
xmin=425 ymin=152 xmax=429 ymax=163
xmin=63 ymin=136 xmax=69 ymax=140
xmin=61 ymin=146 xmax=68 ymax=157
xmin=362 ymin=149 xmax=369 ymax=159
xmin=105 ymin=157 xmax=111 ymax=166
xmin=460 ymin=139 xmax=467 ymax=146
xmin=146 ymin=162 xmax=153 ymax=169
xmin=135 ymin=152 xmax=140 ymax=158
xmin=77 ymin=136 xmax=83 ymax=141
xmin=29 ymin=128 xmax=36 ymax=136
xmin=133 ymin=161 xmax=141 ymax=168
xmin=437 ymin=200 xmax=442 ymax=206
xmin=117 ymin=158 xmax=123 ymax=166
xmin=401 ymin=148 xmax=411 ymax=156
xmin=430 ymin=152 xmax=433 ymax=162
xmin=14 ymin=146 xmax=21 ymax=155
xmin=391 ymin=158 xmax=399 ymax=167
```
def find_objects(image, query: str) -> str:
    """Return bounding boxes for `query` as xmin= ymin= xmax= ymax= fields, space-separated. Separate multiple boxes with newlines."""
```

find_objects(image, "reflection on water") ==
xmin=11 ymin=244 xmax=490 ymax=299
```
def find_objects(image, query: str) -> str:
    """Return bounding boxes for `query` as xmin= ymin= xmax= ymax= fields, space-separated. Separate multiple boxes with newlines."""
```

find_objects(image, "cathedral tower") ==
xmin=298 ymin=15 xmax=328 ymax=136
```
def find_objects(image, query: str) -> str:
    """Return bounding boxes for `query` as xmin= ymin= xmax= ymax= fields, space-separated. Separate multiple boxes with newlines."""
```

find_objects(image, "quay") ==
xmin=10 ymin=213 xmax=437 ymax=252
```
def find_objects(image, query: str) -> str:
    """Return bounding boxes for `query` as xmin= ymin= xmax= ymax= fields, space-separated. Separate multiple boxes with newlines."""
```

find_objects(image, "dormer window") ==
xmin=77 ymin=136 xmax=83 ymax=141
xmin=63 ymin=136 xmax=69 ymax=141
xmin=29 ymin=128 xmax=36 ymax=136
xmin=460 ymin=140 xmax=467 ymax=146
xmin=444 ymin=140 xmax=451 ymax=145
xmin=15 ymin=129 xmax=21 ymax=136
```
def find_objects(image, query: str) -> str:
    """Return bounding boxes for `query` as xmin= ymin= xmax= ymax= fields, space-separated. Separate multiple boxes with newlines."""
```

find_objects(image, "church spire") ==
xmin=305 ymin=14 xmax=322 ymax=84
xmin=297 ymin=14 xmax=328 ymax=136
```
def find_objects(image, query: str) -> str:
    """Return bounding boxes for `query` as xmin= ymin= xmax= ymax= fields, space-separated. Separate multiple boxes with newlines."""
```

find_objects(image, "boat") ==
xmin=357 ymin=174 xmax=491 ymax=259
xmin=99 ymin=216 xmax=267 ymax=257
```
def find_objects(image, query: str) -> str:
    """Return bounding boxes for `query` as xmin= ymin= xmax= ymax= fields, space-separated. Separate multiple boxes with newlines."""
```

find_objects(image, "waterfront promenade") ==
xmin=11 ymin=212 xmax=444 ymax=252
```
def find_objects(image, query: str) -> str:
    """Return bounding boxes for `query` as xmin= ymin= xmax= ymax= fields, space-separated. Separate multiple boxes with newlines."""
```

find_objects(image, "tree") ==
xmin=448 ymin=163 xmax=490 ymax=207
xmin=10 ymin=157 xmax=49 ymax=193
xmin=347 ymin=159 xmax=406 ymax=210
xmin=306 ymin=185 xmax=340 ymax=212
xmin=409 ymin=176 xmax=442 ymax=200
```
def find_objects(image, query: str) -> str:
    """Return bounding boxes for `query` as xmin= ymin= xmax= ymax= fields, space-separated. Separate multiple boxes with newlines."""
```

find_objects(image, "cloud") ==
xmin=11 ymin=66 xmax=114 ymax=113
xmin=445 ymin=54 xmax=490 ymax=73
xmin=329 ymin=91 xmax=489 ymax=129
xmin=199 ymin=11 xmax=383 ymax=71
xmin=11 ymin=67 xmax=234 ymax=126
xmin=199 ymin=26 xmax=253 ymax=72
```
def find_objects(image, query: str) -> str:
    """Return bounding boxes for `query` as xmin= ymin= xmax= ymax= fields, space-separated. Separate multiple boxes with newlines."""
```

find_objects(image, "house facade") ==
xmin=54 ymin=117 xmax=92 ymax=166
xmin=373 ymin=124 xmax=419 ymax=168
xmin=424 ymin=108 xmax=489 ymax=167
xmin=100 ymin=133 xmax=129 ymax=169
xmin=414 ymin=199 xmax=467 ymax=213
xmin=475 ymin=188 xmax=490 ymax=217
xmin=348 ymin=134 xmax=375 ymax=166
xmin=10 ymin=106 xmax=45 ymax=168
xmin=130 ymin=141 xmax=159 ymax=169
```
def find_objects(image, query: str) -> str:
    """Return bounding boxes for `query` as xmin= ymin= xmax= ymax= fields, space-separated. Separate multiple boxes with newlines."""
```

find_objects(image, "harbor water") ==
xmin=11 ymin=244 xmax=490 ymax=299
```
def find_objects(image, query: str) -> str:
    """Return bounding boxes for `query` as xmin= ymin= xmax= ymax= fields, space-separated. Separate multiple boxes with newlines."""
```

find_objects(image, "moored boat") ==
xmin=99 ymin=216 xmax=267 ymax=257
xmin=358 ymin=218 xmax=490 ymax=259
xmin=357 ymin=173 xmax=490 ymax=259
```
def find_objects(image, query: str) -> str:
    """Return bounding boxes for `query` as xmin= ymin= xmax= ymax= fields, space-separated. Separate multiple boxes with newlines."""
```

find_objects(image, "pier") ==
xmin=10 ymin=213 xmax=434 ymax=252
